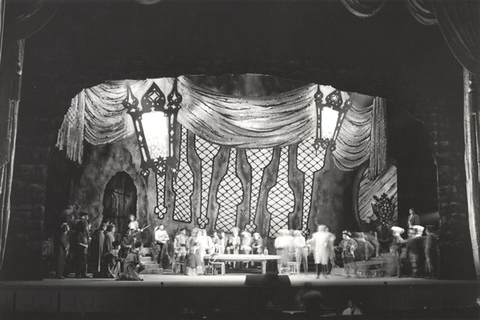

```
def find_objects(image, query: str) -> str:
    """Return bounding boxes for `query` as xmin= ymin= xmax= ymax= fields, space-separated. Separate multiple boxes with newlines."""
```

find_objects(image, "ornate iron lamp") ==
xmin=123 ymin=78 xmax=182 ymax=218
xmin=313 ymin=85 xmax=352 ymax=151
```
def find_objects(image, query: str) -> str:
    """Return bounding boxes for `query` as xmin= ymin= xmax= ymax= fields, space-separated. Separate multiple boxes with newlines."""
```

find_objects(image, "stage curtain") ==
xmin=340 ymin=0 xmax=385 ymax=18
xmin=0 ymin=38 xmax=25 ymax=272
xmin=177 ymin=77 xmax=319 ymax=149
xmin=433 ymin=0 xmax=480 ymax=75
xmin=405 ymin=0 xmax=437 ymax=26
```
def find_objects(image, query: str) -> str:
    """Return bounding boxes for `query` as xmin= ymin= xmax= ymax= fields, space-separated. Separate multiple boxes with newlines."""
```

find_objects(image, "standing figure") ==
xmin=118 ymin=242 xmax=144 ymax=281
xmin=251 ymin=233 xmax=263 ymax=254
xmin=274 ymin=229 xmax=294 ymax=274
xmin=406 ymin=225 xmax=425 ymax=278
xmin=325 ymin=227 xmax=337 ymax=273
xmin=154 ymin=224 xmax=170 ymax=268
xmin=338 ymin=230 xmax=358 ymax=278
xmin=217 ymin=231 xmax=227 ymax=254
xmin=74 ymin=219 xmax=90 ymax=278
xmin=174 ymin=227 xmax=189 ymax=267
xmin=407 ymin=208 xmax=420 ymax=229
xmin=361 ymin=217 xmax=381 ymax=257
xmin=424 ymin=225 xmax=439 ymax=279
xmin=390 ymin=226 xmax=407 ymax=278
xmin=293 ymin=230 xmax=309 ymax=275
xmin=186 ymin=228 xmax=202 ymax=276
xmin=91 ymin=223 xmax=107 ymax=276
xmin=309 ymin=225 xmax=330 ymax=279
xmin=104 ymin=224 xmax=116 ymax=254
xmin=57 ymin=223 xmax=70 ymax=279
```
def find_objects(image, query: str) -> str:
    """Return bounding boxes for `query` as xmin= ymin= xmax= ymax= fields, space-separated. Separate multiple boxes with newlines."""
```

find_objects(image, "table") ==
xmin=204 ymin=254 xmax=281 ymax=274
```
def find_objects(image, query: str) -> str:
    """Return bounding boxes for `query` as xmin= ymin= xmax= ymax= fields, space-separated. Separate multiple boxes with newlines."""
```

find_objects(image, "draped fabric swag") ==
xmin=332 ymin=99 xmax=373 ymax=171
xmin=56 ymin=76 xmax=385 ymax=177
xmin=405 ymin=0 xmax=438 ymax=26
xmin=340 ymin=0 xmax=385 ymax=18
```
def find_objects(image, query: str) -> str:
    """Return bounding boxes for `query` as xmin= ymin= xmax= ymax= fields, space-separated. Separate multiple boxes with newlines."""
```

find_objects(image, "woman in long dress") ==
xmin=309 ymin=225 xmax=330 ymax=279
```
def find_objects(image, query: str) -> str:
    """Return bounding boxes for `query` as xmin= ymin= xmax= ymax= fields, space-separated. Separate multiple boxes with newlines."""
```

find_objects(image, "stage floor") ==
xmin=1 ymin=273 xmax=479 ymax=319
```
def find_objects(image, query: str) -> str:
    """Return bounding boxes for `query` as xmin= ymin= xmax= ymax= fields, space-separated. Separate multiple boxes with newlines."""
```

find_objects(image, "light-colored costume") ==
xmin=293 ymin=231 xmax=309 ymax=274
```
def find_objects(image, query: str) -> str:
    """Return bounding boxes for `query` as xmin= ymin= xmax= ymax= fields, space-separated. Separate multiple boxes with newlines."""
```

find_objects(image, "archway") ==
xmin=102 ymin=171 xmax=137 ymax=233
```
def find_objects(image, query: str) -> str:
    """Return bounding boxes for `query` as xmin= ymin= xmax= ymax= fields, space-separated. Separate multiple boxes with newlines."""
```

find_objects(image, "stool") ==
xmin=211 ymin=262 xmax=225 ymax=275
xmin=287 ymin=262 xmax=299 ymax=275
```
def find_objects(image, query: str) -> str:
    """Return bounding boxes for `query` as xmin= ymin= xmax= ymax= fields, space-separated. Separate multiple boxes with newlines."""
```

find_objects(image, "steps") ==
xmin=139 ymin=247 xmax=167 ymax=275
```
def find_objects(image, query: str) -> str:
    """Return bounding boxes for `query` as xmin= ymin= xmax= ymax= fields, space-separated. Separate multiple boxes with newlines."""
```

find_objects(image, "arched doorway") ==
xmin=102 ymin=172 xmax=137 ymax=233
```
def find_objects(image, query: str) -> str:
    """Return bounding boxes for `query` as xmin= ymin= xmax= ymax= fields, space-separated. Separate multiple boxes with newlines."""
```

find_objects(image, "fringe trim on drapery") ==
xmin=368 ymin=97 xmax=387 ymax=180
xmin=56 ymin=91 xmax=85 ymax=164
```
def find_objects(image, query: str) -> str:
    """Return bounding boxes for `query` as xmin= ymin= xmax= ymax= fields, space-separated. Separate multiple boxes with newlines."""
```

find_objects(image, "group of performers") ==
xmin=56 ymin=211 xmax=148 ymax=280
xmin=168 ymin=226 xmax=265 ymax=276
xmin=55 ymin=204 xmax=438 ymax=280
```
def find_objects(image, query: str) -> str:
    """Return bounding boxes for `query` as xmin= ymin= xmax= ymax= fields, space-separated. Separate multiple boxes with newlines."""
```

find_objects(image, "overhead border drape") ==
xmin=56 ymin=76 xmax=387 ymax=182
xmin=406 ymin=0 xmax=438 ymax=26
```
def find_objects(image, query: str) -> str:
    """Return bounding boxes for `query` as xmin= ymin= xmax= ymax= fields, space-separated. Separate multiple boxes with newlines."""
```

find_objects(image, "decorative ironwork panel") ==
xmin=245 ymin=148 xmax=273 ymax=233
xmin=296 ymin=136 xmax=326 ymax=235
xmin=195 ymin=137 xmax=221 ymax=228
xmin=215 ymin=148 xmax=244 ymax=232
xmin=154 ymin=171 xmax=167 ymax=219
xmin=267 ymin=147 xmax=294 ymax=238
xmin=172 ymin=126 xmax=194 ymax=223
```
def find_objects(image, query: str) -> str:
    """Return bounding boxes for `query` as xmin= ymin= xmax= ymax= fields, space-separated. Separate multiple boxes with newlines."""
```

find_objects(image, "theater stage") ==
xmin=0 ymin=274 xmax=478 ymax=319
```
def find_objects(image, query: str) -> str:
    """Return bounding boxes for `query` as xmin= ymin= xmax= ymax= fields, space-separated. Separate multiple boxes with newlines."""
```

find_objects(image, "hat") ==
xmin=293 ymin=230 xmax=302 ymax=236
xmin=342 ymin=230 xmax=352 ymax=236
xmin=413 ymin=225 xmax=425 ymax=234
xmin=391 ymin=226 xmax=404 ymax=235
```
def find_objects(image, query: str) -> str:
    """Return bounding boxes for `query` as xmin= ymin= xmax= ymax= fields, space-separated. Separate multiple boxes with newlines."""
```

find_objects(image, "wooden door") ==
xmin=102 ymin=172 xmax=137 ymax=233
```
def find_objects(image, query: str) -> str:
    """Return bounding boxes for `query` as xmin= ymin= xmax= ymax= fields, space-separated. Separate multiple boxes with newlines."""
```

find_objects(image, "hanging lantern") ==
xmin=313 ymin=85 xmax=351 ymax=151
xmin=123 ymin=79 xmax=182 ymax=177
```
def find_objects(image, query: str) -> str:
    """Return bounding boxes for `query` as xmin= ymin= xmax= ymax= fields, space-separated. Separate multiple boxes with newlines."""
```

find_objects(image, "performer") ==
xmin=104 ymin=224 xmax=116 ymax=253
xmin=361 ymin=217 xmax=381 ymax=257
xmin=407 ymin=208 xmax=420 ymax=229
xmin=338 ymin=230 xmax=358 ymax=278
xmin=241 ymin=231 xmax=252 ymax=254
xmin=90 ymin=223 xmax=106 ymax=276
xmin=128 ymin=214 xmax=140 ymax=232
xmin=119 ymin=228 xmax=135 ymax=259
xmin=186 ymin=228 xmax=202 ymax=276
xmin=217 ymin=230 xmax=227 ymax=254
xmin=424 ymin=225 xmax=439 ymax=279
xmin=293 ymin=230 xmax=309 ymax=275
xmin=154 ymin=224 xmax=169 ymax=267
xmin=174 ymin=227 xmax=188 ymax=260
xmin=251 ymin=232 xmax=263 ymax=255
xmin=274 ymin=229 xmax=294 ymax=274
xmin=226 ymin=227 xmax=241 ymax=269
xmin=211 ymin=230 xmax=221 ymax=254
xmin=105 ymin=240 xmax=122 ymax=278
xmin=406 ymin=225 xmax=425 ymax=278
xmin=117 ymin=242 xmax=144 ymax=281
xmin=390 ymin=226 xmax=407 ymax=278
xmin=74 ymin=219 xmax=90 ymax=278
xmin=309 ymin=225 xmax=330 ymax=279
xmin=325 ymin=227 xmax=337 ymax=274
xmin=57 ymin=223 xmax=70 ymax=279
